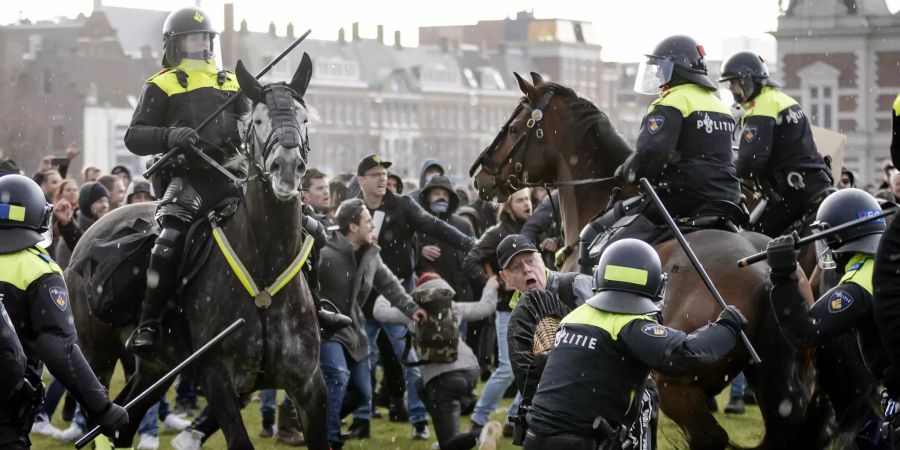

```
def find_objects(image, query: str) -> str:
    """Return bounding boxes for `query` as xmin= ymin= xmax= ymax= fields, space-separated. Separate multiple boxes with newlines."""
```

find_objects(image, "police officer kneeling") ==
xmin=523 ymin=239 xmax=747 ymax=450
xmin=0 ymin=175 xmax=127 ymax=449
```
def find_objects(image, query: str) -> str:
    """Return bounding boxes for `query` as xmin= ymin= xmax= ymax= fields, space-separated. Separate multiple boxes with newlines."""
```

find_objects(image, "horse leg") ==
xmin=285 ymin=367 xmax=329 ymax=450
xmin=657 ymin=380 xmax=728 ymax=450
xmin=202 ymin=368 xmax=252 ymax=450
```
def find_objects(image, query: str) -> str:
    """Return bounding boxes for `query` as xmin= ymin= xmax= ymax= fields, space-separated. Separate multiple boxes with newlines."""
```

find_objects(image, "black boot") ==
xmin=260 ymin=408 xmax=275 ymax=438
xmin=341 ymin=418 xmax=370 ymax=440
xmin=128 ymin=233 xmax=182 ymax=360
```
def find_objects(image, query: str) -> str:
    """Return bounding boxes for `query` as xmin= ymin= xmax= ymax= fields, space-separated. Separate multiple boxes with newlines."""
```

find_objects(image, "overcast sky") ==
xmin=3 ymin=0 xmax=900 ymax=62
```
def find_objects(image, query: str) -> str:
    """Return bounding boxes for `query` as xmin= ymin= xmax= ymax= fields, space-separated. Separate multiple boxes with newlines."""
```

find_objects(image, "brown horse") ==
xmin=470 ymin=73 xmax=827 ymax=449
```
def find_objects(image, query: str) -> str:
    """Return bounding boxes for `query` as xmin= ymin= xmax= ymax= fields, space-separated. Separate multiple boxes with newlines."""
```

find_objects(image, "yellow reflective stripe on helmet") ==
xmin=893 ymin=93 xmax=900 ymax=116
xmin=267 ymin=234 xmax=314 ymax=297
xmin=839 ymin=253 xmax=874 ymax=295
xmin=560 ymin=304 xmax=653 ymax=341
xmin=604 ymin=265 xmax=648 ymax=286
xmin=211 ymin=223 xmax=259 ymax=298
xmin=651 ymin=84 xmax=731 ymax=117
xmin=0 ymin=248 xmax=61 ymax=290
xmin=744 ymin=87 xmax=798 ymax=120
xmin=0 ymin=204 xmax=26 ymax=221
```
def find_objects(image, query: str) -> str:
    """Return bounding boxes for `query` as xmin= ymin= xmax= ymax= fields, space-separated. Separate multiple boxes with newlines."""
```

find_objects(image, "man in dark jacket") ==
xmin=353 ymin=155 xmax=474 ymax=439
xmin=406 ymin=159 xmax=445 ymax=200
xmin=521 ymin=190 xmax=562 ymax=270
xmin=319 ymin=198 xmax=426 ymax=449
xmin=417 ymin=175 xmax=477 ymax=304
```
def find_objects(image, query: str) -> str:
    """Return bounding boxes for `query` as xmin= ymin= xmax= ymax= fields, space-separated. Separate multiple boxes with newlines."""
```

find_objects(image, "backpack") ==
xmin=403 ymin=287 xmax=459 ymax=366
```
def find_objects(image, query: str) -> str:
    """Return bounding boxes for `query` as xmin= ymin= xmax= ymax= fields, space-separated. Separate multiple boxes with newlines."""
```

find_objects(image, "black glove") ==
xmin=614 ymin=154 xmax=637 ymax=183
xmin=765 ymin=232 xmax=799 ymax=280
xmin=716 ymin=305 xmax=748 ymax=336
xmin=884 ymin=364 xmax=900 ymax=401
xmin=95 ymin=402 xmax=129 ymax=437
xmin=166 ymin=127 xmax=199 ymax=149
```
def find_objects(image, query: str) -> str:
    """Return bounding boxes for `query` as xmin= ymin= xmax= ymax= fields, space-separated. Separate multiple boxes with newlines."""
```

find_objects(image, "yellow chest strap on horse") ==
xmin=210 ymin=221 xmax=314 ymax=309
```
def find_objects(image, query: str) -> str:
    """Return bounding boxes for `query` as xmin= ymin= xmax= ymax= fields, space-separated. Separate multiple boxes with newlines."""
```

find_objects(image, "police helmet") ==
xmin=162 ymin=7 xmax=218 ymax=67
xmin=719 ymin=51 xmax=781 ymax=103
xmin=634 ymin=35 xmax=716 ymax=95
xmin=811 ymin=188 xmax=884 ymax=257
xmin=586 ymin=239 xmax=668 ymax=314
xmin=0 ymin=174 xmax=52 ymax=253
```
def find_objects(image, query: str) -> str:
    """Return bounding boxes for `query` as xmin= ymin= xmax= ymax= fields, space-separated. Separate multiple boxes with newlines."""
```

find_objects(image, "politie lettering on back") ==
xmin=554 ymin=326 xmax=599 ymax=350
xmin=697 ymin=113 xmax=735 ymax=134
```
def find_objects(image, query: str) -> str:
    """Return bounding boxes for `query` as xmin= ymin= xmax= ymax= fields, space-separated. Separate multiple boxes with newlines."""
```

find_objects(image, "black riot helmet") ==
xmin=719 ymin=51 xmax=782 ymax=103
xmin=0 ymin=174 xmax=53 ymax=253
xmin=586 ymin=239 xmax=668 ymax=314
xmin=811 ymin=188 xmax=884 ymax=267
xmin=634 ymin=35 xmax=716 ymax=95
xmin=162 ymin=7 xmax=218 ymax=68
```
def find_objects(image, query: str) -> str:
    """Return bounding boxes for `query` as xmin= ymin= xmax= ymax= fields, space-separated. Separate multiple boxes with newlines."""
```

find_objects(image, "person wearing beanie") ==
xmin=53 ymin=182 xmax=109 ymax=269
xmin=373 ymin=272 xmax=502 ymax=450
xmin=126 ymin=179 xmax=156 ymax=204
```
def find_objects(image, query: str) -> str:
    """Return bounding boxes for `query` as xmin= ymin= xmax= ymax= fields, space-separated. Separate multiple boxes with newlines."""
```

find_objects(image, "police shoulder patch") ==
xmin=647 ymin=115 xmax=665 ymax=135
xmin=743 ymin=125 xmax=759 ymax=143
xmin=48 ymin=286 xmax=68 ymax=312
xmin=641 ymin=323 xmax=669 ymax=338
xmin=827 ymin=289 xmax=853 ymax=314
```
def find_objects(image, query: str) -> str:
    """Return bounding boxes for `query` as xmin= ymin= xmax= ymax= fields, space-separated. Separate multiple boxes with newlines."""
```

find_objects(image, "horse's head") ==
xmin=236 ymin=53 xmax=313 ymax=200
xmin=469 ymin=72 xmax=631 ymax=202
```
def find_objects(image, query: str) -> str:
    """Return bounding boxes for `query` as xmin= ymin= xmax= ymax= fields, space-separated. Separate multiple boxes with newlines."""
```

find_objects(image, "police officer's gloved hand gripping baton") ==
xmin=143 ymin=29 xmax=312 ymax=179
xmin=638 ymin=178 xmax=762 ymax=365
xmin=736 ymin=206 xmax=896 ymax=268
xmin=74 ymin=318 xmax=246 ymax=449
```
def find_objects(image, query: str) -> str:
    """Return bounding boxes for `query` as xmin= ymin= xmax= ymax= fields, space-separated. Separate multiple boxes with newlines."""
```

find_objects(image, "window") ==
xmin=798 ymin=62 xmax=840 ymax=130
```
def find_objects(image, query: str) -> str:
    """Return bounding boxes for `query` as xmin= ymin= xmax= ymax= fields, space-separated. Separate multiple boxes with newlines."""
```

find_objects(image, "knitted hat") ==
xmin=78 ymin=182 xmax=109 ymax=217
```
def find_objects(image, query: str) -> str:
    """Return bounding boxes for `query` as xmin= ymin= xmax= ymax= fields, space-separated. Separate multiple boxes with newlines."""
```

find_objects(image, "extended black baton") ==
xmin=143 ymin=29 xmax=312 ymax=178
xmin=639 ymin=178 xmax=762 ymax=365
xmin=737 ymin=207 xmax=896 ymax=268
xmin=74 ymin=318 xmax=246 ymax=449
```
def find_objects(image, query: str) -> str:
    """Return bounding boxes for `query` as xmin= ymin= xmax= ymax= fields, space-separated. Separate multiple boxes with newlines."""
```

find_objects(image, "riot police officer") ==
xmin=125 ymin=7 xmax=347 ymax=358
xmin=579 ymin=35 xmax=742 ymax=274
xmin=523 ymin=239 xmax=746 ymax=450
xmin=720 ymin=51 xmax=832 ymax=237
xmin=766 ymin=188 xmax=887 ymax=446
xmin=0 ymin=175 xmax=127 ymax=448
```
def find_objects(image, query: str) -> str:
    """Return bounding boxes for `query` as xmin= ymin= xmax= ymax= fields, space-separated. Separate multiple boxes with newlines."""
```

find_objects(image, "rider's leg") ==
xmin=130 ymin=217 xmax=188 ymax=359
xmin=577 ymin=196 xmax=647 ymax=274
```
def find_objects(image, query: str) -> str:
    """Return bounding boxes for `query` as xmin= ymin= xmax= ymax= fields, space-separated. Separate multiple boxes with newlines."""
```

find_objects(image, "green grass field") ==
xmin=31 ymin=366 xmax=763 ymax=449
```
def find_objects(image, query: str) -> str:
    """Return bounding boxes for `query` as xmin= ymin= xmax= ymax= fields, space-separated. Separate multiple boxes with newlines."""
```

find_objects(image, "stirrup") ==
xmin=126 ymin=321 xmax=161 ymax=359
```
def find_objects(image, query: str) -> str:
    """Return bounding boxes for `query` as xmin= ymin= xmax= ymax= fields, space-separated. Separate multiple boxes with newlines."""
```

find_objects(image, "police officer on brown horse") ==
xmin=125 ymin=7 xmax=347 ymax=359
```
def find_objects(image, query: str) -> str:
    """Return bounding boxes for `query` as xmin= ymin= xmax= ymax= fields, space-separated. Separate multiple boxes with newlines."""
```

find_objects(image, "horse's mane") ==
xmin=535 ymin=81 xmax=634 ymax=157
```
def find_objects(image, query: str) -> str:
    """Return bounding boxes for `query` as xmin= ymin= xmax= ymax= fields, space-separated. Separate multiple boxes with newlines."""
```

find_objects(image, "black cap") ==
xmin=497 ymin=234 xmax=539 ymax=269
xmin=357 ymin=154 xmax=393 ymax=176
xmin=0 ymin=158 xmax=21 ymax=177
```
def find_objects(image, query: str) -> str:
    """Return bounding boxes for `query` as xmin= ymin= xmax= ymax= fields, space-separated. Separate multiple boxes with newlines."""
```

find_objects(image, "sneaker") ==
xmin=137 ymin=433 xmax=160 ymax=450
xmin=276 ymin=427 xmax=306 ymax=446
xmin=477 ymin=420 xmax=503 ymax=450
xmin=340 ymin=419 xmax=370 ymax=440
xmin=54 ymin=424 xmax=86 ymax=443
xmin=724 ymin=397 xmax=746 ymax=414
xmin=30 ymin=415 xmax=61 ymax=437
xmin=411 ymin=421 xmax=430 ymax=440
xmin=162 ymin=413 xmax=192 ymax=432
xmin=171 ymin=429 xmax=204 ymax=450
xmin=259 ymin=424 xmax=275 ymax=438
xmin=467 ymin=421 xmax=484 ymax=434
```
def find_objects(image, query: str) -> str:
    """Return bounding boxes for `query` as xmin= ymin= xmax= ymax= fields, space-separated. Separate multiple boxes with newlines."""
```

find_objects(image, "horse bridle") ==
xmin=243 ymin=83 xmax=310 ymax=184
xmin=469 ymin=89 xmax=617 ymax=190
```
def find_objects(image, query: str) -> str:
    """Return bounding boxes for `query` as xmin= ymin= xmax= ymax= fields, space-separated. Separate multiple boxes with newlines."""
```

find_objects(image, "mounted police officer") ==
xmin=0 ymin=175 xmax=128 ymax=448
xmin=523 ymin=239 xmax=746 ymax=450
xmin=720 ymin=51 xmax=833 ymax=237
xmin=578 ymin=35 xmax=742 ymax=274
xmin=125 ymin=7 xmax=347 ymax=359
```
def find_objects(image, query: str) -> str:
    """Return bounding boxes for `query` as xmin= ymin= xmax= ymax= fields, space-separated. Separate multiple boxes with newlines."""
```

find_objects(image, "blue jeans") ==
xmin=137 ymin=398 xmax=172 ymax=436
xmin=321 ymin=341 xmax=372 ymax=445
xmin=38 ymin=379 xmax=65 ymax=419
xmin=259 ymin=389 xmax=277 ymax=416
xmin=472 ymin=311 xmax=521 ymax=426
xmin=175 ymin=376 xmax=196 ymax=406
xmin=355 ymin=320 xmax=427 ymax=424
xmin=730 ymin=372 xmax=747 ymax=399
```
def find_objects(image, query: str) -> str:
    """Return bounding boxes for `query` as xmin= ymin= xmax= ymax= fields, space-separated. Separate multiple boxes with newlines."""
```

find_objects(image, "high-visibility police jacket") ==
xmin=526 ymin=303 xmax=739 ymax=437
xmin=0 ymin=246 xmax=111 ymax=416
xmin=124 ymin=59 xmax=246 ymax=179
xmin=735 ymin=86 xmax=828 ymax=182
xmin=891 ymin=94 xmax=900 ymax=168
xmin=633 ymin=83 xmax=741 ymax=206
xmin=770 ymin=253 xmax=888 ymax=379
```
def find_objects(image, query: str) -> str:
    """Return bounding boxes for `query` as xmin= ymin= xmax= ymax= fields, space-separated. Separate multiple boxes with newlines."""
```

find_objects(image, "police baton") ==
xmin=736 ymin=206 xmax=896 ymax=268
xmin=142 ymin=29 xmax=312 ymax=178
xmin=74 ymin=318 xmax=246 ymax=449
xmin=638 ymin=178 xmax=762 ymax=365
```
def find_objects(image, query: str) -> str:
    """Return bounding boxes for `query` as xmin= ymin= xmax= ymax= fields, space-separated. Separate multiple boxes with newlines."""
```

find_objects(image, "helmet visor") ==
xmin=634 ymin=56 xmax=675 ymax=95
xmin=166 ymin=32 xmax=218 ymax=67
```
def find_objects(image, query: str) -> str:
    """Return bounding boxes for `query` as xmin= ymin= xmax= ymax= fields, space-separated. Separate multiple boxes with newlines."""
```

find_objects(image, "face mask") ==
xmin=430 ymin=199 xmax=449 ymax=214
